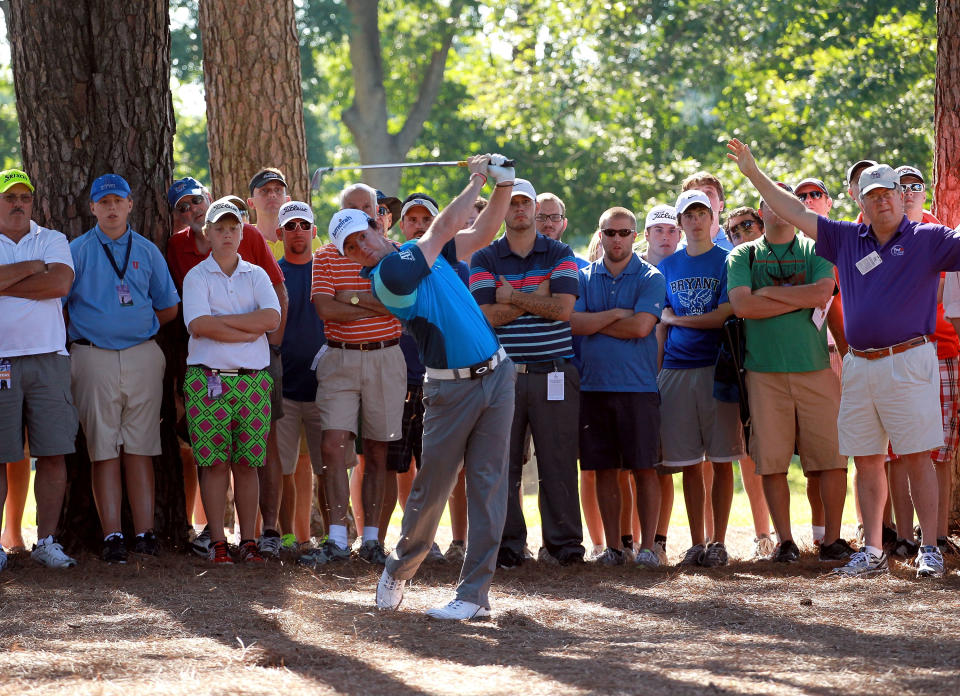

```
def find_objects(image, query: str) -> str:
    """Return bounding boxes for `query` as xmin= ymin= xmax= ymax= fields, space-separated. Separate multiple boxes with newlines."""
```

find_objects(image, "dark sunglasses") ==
xmin=282 ymin=220 xmax=311 ymax=232
xmin=797 ymin=191 xmax=824 ymax=201
xmin=378 ymin=205 xmax=389 ymax=216
xmin=729 ymin=219 xmax=758 ymax=235
xmin=174 ymin=195 xmax=204 ymax=213
xmin=901 ymin=183 xmax=925 ymax=193
xmin=601 ymin=228 xmax=635 ymax=238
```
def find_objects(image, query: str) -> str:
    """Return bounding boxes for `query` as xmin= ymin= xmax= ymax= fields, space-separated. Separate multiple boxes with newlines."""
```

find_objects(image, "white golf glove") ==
xmin=487 ymin=153 xmax=515 ymax=185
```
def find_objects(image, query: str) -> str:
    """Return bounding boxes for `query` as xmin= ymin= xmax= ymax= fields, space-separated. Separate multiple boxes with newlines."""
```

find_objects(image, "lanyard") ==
xmin=98 ymin=225 xmax=133 ymax=281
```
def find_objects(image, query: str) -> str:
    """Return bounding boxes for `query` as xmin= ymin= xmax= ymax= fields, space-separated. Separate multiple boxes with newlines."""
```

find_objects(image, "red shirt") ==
xmin=167 ymin=223 xmax=284 ymax=292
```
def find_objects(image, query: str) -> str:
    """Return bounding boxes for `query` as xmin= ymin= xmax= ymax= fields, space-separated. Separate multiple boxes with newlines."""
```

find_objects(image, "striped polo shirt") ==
xmin=310 ymin=242 xmax=401 ymax=343
xmin=469 ymin=233 xmax=579 ymax=363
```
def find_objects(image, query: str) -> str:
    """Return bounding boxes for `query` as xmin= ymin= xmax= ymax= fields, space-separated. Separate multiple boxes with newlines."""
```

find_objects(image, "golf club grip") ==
xmin=457 ymin=159 xmax=517 ymax=167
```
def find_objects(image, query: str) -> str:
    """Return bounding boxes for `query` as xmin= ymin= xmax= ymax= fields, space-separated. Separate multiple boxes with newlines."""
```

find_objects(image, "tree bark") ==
xmin=7 ymin=0 xmax=186 ymax=551
xmin=199 ymin=0 xmax=310 ymax=207
xmin=341 ymin=0 xmax=462 ymax=195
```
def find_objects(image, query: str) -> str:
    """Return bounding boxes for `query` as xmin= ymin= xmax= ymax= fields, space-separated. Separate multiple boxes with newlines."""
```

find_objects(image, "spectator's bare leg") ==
xmin=854 ymin=454 xmax=887 ymax=550
xmin=361 ymin=439 xmax=388 ymax=536
xmin=656 ymin=473 xmax=673 ymax=539
xmin=702 ymin=462 xmax=715 ymax=541
xmin=888 ymin=460 xmax=914 ymax=540
xmin=818 ymin=467 xmax=847 ymax=544
xmin=739 ymin=456 xmax=771 ymax=538
xmin=2 ymin=458 xmax=29 ymax=549
xmin=682 ymin=462 xmax=706 ymax=546
xmin=579 ymin=470 xmax=604 ymax=548
xmin=320 ymin=429 xmax=352 ymax=528
xmin=198 ymin=462 xmax=230 ymax=543
xmin=935 ymin=459 xmax=952 ymax=538
xmin=231 ymin=461 xmax=260 ymax=542
xmin=293 ymin=454 xmax=313 ymax=542
xmin=449 ymin=468 xmax=467 ymax=543
xmin=633 ymin=469 xmax=660 ymax=552
xmin=900 ymin=452 xmax=939 ymax=547
xmin=710 ymin=461 xmax=733 ymax=545
xmin=257 ymin=426 xmax=282 ymax=532
xmin=122 ymin=453 xmax=155 ymax=535
xmin=594 ymin=468 xmax=622 ymax=550
xmin=761 ymin=472 xmax=793 ymax=543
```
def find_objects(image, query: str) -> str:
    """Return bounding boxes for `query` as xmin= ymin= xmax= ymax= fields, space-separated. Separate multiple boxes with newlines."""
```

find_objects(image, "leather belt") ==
xmin=327 ymin=338 xmax=400 ymax=351
xmin=516 ymin=358 xmax=569 ymax=374
xmin=424 ymin=348 xmax=508 ymax=381
xmin=849 ymin=336 xmax=928 ymax=361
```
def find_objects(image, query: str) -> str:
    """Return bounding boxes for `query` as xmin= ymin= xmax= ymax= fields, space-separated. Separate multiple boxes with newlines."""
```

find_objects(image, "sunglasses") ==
xmin=0 ymin=193 xmax=33 ymax=205
xmin=601 ymin=228 xmax=635 ymax=238
xmin=174 ymin=195 xmax=204 ymax=214
xmin=900 ymin=182 xmax=925 ymax=193
xmin=797 ymin=191 xmax=824 ymax=201
xmin=728 ymin=219 xmax=758 ymax=235
xmin=378 ymin=205 xmax=389 ymax=216
xmin=282 ymin=220 xmax=311 ymax=232
xmin=535 ymin=213 xmax=564 ymax=223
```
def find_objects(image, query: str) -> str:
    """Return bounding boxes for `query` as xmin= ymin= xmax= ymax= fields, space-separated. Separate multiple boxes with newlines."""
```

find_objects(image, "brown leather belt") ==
xmin=326 ymin=338 xmax=400 ymax=351
xmin=849 ymin=336 xmax=928 ymax=361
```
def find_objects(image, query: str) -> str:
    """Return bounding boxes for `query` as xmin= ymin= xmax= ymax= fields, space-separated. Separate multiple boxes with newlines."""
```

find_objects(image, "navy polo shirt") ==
xmin=574 ymin=255 xmax=665 ymax=392
xmin=469 ymin=233 xmax=579 ymax=363
xmin=278 ymin=258 xmax=325 ymax=402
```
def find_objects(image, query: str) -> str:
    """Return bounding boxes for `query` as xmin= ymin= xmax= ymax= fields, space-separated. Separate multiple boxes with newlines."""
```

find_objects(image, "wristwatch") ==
xmin=350 ymin=294 xmax=360 ymax=306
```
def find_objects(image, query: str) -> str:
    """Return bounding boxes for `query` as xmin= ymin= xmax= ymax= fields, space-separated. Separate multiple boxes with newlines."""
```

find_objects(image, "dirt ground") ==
xmin=2 ymin=525 xmax=959 ymax=696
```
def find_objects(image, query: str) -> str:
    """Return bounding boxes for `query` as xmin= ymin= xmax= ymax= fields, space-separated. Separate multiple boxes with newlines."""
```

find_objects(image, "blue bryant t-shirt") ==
xmin=278 ymin=258 xmax=326 ymax=401
xmin=364 ymin=240 xmax=499 ymax=369
xmin=658 ymin=244 xmax=729 ymax=369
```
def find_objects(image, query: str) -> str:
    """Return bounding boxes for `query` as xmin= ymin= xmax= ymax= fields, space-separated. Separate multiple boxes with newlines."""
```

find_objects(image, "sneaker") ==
xmin=376 ymin=568 xmax=405 ymax=610
xmin=586 ymin=544 xmax=605 ymax=561
xmin=444 ymin=540 xmax=466 ymax=563
xmin=595 ymin=547 xmax=625 ymax=566
xmin=425 ymin=542 xmax=447 ymax=563
xmin=831 ymin=549 xmax=888 ymax=577
xmin=891 ymin=538 xmax=919 ymax=558
xmin=0 ymin=548 xmax=7 ymax=572
xmin=819 ymin=538 xmax=855 ymax=561
xmin=257 ymin=529 xmax=283 ymax=560
xmin=537 ymin=546 xmax=560 ymax=565
xmin=31 ymin=537 xmax=77 ymax=568
xmin=700 ymin=542 xmax=729 ymax=568
xmin=425 ymin=599 xmax=491 ymax=620
xmin=209 ymin=540 xmax=233 ymax=565
xmin=938 ymin=536 xmax=959 ymax=556
xmin=280 ymin=533 xmax=298 ymax=550
xmin=882 ymin=525 xmax=898 ymax=548
xmin=653 ymin=539 xmax=668 ymax=565
xmin=522 ymin=544 xmax=535 ymax=561
xmin=752 ymin=535 xmax=776 ymax=560
xmin=132 ymin=531 xmax=159 ymax=556
xmin=238 ymin=540 xmax=266 ymax=564
xmin=677 ymin=544 xmax=706 ymax=567
xmin=101 ymin=534 xmax=128 ymax=564
xmin=357 ymin=539 xmax=388 ymax=565
xmin=191 ymin=525 xmax=212 ymax=558
xmin=298 ymin=539 xmax=350 ymax=567
xmin=635 ymin=548 xmax=660 ymax=570
xmin=496 ymin=547 xmax=524 ymax=569
xmin=771 ymin=539 xmax=800 ymax=563
xmin=916 ymin=545 xmax=944 ymax=578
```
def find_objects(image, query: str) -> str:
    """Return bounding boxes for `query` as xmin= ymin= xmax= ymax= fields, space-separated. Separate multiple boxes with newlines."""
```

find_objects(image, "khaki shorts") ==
xmin=314 ymin=345 xmax=405 ymax=442
xmin=275 ymin=397 xmax=357 ymax=475
xmin=746 ymin=368 xmax=845 ymax=475
xmin=71 ymin=340 xmax=165 ymax=461
xmin=658 ymin=366 xmax=745 ymax=467
xmin=839 ymin=342 xmax=943 ymax=457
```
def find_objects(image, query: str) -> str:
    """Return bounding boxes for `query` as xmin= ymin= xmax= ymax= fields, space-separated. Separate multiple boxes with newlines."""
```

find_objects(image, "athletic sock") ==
xmin=363 ymin=526 xmax=379 ymax=543
xmin=621 ymin=534 xmax=633 ymax=550
xmin=812 ymin=525 xmax=825 ymax=543
xmin=865 ymin=544 xmax=883 ymax=558
xmin=104 ymin=532 xmax=123 ymax=542
xmin=654 ymin=534 xmax=667 ymax=545
xmin=329 ymin=524 xmax=348 ymax=550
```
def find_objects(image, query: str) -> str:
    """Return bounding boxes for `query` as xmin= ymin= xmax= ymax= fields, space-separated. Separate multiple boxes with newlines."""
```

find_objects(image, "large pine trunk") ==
xmin=7 ymin=0 xmax=186 ymax=551
xmin=198 ymin=0 xmax=310 ymax=206
xmin=936 ymin=1 xmax=960 ymax=530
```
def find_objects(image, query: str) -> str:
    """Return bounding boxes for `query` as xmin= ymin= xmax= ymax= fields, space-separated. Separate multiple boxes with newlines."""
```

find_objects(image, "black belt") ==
xmin=197 ymin=365 xmax=260 ymax=376
xmin=515 ymin=358 xmax=569 ymax=374
xmin=71 ymin=338 xmax=95 ymax=347
xmin=326 ymin=338 xmax=400 ymax=351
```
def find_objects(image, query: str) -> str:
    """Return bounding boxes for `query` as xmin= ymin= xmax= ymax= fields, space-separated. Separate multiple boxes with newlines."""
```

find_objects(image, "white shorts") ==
xmin=839 ymin=342 xmax=943 ymax=457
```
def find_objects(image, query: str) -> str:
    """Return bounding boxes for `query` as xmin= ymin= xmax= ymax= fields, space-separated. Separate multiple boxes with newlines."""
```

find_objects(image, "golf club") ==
xmin=310 ymin=158 xmax=517 ymax=191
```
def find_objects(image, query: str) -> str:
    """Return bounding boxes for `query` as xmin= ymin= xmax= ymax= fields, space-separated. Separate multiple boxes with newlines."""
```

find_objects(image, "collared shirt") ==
xmin=278 ymin=257 xmax=325 ymax=401
xmin=309 ymin=242 xmax=402 ymax=343
xmin=0 ymin=220 xmax=74 ymax=357
xmin=267 ymin=236 xmax=323 ymax=261
xmin=66 ymin=225 xmax=179 ymax=350
xmin=182 ymin=254 xmax=281 ymax=370
xmin=167 ymin=223 xmax=284 ymax=293
xmin=574 ymin=254 xmax=665 ymax=392
xmin=816 ymin=215 xmax=960 ymax=350
xmin=364 ymin=240 xmax=498 ymax=369
xmin=469 ymin=233 xmax=579 ymax=363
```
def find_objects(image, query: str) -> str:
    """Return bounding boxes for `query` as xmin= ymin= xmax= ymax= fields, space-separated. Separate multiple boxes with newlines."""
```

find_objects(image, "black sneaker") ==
xmin=891 ymin=538 xmax=919 ymax=558
xmin=496 ymin=547 xmax=524 ymax=569
xmin=882 ymin=525 xmax=898 ymax=548
xmin=771 ymin=539 xmax=799 ymax=563
xmin=102 ymin=535 xmax=128 ymax=564
xmin=132 ymin=531 xmax=159 ymax=556
xmin=819 ymin=538 xmax=855 ymax=561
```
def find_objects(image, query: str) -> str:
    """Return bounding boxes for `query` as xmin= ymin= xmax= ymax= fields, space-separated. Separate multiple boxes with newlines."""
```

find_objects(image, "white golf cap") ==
xmin=511 ymin=178 xmax=537 ymax=201
xmin=895 ymin=165 xmax=924 ymax=183
xmin=858 ymin=164 xmax=900 ymax=197
xmin=675 ymin=190 xmax=712 ymax=216
xmin=205 ymin=197 xmax=243 ymax=224
xmin=278 ymin=200 xmax=315 ymax=228
xmin=645 ymin=204 xmax=677 ymax=229
xmin=400 ymin=196 xmax=439 ymax=218
xmin=328 ymin=208 xmax=374 ymax=254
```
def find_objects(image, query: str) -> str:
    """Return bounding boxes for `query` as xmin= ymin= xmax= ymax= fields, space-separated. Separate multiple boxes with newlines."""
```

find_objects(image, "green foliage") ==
xmin=0 ymin=67 xmax=21 ymax=169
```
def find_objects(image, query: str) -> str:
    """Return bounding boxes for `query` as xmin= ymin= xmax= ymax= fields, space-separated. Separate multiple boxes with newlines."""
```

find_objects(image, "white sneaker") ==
xmin=376 ymin=568 xmax=405 ymax=610
xmin=831 ymin=549 xmax=888 ymax=577
xmin=916 ymin=545 xmax=945 ymax=578
xmin=0 ymin=548 xmax=7 ymax=572
xmin=425 ymin=599 xmax=491 ymax=620
xmin=32 ymin=538 xmax=77 ymax=568
xmin=635 ymin=548 xmax=660 ymax=569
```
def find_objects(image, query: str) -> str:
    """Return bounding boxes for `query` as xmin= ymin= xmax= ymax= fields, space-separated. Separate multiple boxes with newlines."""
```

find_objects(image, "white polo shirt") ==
xmin=0 ymin=220 xmax=74 ymax=357
xmin=182 ymin=254 xmax=281 ymax=370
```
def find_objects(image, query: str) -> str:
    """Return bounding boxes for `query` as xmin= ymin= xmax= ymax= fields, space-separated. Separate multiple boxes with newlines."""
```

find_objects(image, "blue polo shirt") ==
xmin=66 ymin=225 xmax=179 ymax=350
xmin=816 ymin=216 xmax=960 ymax=350
xmin=363 ymin=240 xmax=499 ymax=369
xmin=575 ymin=255 xmax=665 ymax=392
xmin=278 ymin=258 xmax=325 ymax=402
xmin=469 ymin=233 xmax=580 ymax=363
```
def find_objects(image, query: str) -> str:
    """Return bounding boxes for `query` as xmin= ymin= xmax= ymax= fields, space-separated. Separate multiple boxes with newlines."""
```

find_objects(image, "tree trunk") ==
xmin=341 ymin=0 xmax=462 ymax=195
xmin=7 ymin=0 xmax=186 ymax=551
xmin=199 ymin=0 xmax=310 ymax=207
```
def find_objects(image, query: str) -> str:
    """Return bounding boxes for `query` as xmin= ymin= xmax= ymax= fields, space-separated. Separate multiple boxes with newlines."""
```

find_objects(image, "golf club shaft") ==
xmin=310 ymin=158 xmax=517 ymax=189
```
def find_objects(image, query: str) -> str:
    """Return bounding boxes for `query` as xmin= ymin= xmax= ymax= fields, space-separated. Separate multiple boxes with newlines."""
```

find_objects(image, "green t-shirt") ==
xmin=726 ymin=234 xmax=835 ymax=373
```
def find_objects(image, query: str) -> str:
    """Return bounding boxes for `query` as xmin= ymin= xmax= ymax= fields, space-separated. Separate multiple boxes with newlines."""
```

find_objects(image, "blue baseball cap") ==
xmin=90 ymin=174 xmax=131 ymax=202
xmin=167 ymin=177 xmax=204 ymax=208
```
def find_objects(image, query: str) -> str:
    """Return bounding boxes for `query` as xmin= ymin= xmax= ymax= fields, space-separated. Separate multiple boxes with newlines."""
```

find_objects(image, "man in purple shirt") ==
xmin=728 ymin=139 xmax=960 ymax=579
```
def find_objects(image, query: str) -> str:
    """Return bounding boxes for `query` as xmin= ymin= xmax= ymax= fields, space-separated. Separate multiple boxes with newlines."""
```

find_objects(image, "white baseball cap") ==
xmin=278 ymin=200 xmax=315 ymax=228
xmin=511 ymin=178 xmax=537 ymax=201
xmin=675 ymin=190 xmax=712 ymax=216
xmin=400 ymin=196 xmax=439 ymax=218
xmin=328 ymin=208 xmax=374 ymax=254
xmin=645 ymin=204 xmax=677 ymax=229
xmin=205 ymin=197 xmax=243 ymax=224
xmin=858 ymin=164 xmax=900 ymax=197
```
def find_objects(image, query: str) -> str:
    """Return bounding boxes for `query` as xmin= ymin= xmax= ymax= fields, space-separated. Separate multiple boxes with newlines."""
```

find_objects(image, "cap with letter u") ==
xmin=328 ymin=208 xmax=374 ymax=254
xmin=644 ymin=204 xmax=676 ymax=229
xmin=278 ymin=200 xmax=315 ymax=228
xmin=0 ymin=168 xmax=34 ymax=193
xmin=858 ymin=164 xmax=900 ymax=196
xmin=167 ymin=177 xmax=204 ymax=208
xmin=90 ymin=174 xmax=131 ymax=202
xmin=205 ymin=197 xmax=244 ymax=225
